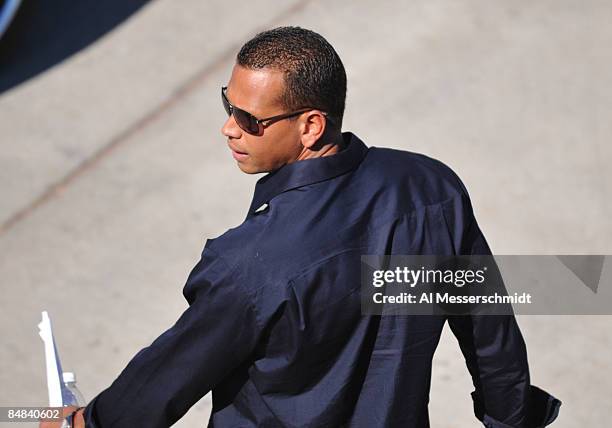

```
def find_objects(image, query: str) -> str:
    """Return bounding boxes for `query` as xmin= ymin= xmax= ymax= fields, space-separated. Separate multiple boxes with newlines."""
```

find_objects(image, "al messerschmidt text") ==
xmin=372 ymin=292 xmax=532 ymax=305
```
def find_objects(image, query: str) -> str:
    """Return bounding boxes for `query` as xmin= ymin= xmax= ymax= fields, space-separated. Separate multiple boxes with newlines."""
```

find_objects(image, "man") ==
xmin=47 ymin=27 xmax=560 ymax=427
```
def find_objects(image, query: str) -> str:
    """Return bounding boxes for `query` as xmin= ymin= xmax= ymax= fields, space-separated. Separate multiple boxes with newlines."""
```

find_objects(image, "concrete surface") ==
xmin=1 ymin=0 xmax=611 ymax=427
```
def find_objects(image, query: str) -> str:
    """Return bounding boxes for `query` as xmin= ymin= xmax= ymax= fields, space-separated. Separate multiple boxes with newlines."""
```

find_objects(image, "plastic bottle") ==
xmin=62 ymin=372 xmax=86 ymax=406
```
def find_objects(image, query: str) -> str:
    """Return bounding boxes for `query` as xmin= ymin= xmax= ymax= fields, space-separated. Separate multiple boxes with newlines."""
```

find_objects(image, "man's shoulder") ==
xmin=366 ymin=146 xmax=461 ymax=180
xmin=361 ymin=146 xmax=470 ymax=204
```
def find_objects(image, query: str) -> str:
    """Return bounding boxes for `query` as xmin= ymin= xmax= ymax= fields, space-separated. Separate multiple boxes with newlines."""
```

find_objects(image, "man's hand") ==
xmin=39 ymin=406 xmax=85 ymax=428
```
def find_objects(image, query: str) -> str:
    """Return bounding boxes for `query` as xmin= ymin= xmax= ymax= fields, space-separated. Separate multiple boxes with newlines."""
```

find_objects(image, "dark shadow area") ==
xmin=0 ymin=0 xmax=152 ymax=94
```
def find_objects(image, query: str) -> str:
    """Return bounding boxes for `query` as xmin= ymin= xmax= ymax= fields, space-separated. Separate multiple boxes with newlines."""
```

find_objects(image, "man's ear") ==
xmin=300 ymin=111 xmax=327 ymax=149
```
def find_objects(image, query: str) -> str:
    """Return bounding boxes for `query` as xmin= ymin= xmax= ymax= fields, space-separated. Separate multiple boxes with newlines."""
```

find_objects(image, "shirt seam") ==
xmin=203 ymin=246 xmax=266 ymax=334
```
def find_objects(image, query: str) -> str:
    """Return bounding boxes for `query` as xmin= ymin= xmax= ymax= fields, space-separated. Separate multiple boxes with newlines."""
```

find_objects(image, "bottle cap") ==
xmin=62 ymin=372 xmax=76 ymax=383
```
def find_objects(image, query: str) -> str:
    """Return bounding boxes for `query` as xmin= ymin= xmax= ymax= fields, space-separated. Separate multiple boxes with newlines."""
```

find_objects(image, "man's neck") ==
xmin=295 ymin=132 xmax=345 ymax=162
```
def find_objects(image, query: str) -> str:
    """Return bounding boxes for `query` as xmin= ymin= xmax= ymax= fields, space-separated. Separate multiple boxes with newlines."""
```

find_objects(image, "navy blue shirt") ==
xmin=84 ymin=133 xmax=560 ymax=427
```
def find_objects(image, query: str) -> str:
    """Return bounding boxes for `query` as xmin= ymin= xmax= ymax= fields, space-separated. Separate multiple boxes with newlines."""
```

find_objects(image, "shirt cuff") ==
xmin=82 ymin=397 xmax=101 ymax=428
xmin=472 ymin=385 xmax=561 ymax=428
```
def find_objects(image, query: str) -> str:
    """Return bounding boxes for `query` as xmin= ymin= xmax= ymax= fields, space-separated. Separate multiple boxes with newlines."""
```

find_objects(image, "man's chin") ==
xmin=236 ymin=161 xmax=264 ymax=174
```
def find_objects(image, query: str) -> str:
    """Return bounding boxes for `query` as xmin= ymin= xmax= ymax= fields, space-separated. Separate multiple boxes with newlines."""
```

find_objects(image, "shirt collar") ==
xmin=246 ymin=132 xmax=369 ymax=218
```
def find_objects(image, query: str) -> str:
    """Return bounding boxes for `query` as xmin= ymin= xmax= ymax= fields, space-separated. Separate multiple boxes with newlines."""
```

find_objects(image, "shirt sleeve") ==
xmin=82 ymin=246 xmax=262 ymax=428
xmin=439 ymin=193 xmax=561 ymax=428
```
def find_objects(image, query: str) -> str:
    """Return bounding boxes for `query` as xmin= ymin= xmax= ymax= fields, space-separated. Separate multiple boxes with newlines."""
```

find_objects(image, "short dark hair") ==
xmin=237 ymin=26 xmax=347 ymax=129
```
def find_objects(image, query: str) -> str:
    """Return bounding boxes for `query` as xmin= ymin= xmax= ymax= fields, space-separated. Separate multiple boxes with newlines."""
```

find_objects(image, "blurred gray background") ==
xmin=1 ymin=1 xmax=611 ymax=426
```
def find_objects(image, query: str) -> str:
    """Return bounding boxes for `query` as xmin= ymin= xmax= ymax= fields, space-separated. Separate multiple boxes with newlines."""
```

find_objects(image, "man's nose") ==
xmin=221 ymin=114 xmax=241 ymax=139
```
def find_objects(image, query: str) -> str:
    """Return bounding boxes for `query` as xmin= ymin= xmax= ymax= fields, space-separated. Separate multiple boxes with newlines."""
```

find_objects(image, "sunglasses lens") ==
xmin=221 ymin=87 xmax=260 ymax=134
xmin=221 ymin=90 xmax=232 ymax=116
xmin=234 ymin=109 xmax=259 ymax=134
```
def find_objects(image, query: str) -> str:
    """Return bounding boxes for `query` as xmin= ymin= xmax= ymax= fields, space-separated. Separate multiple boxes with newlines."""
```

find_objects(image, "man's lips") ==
xmin=228 ymin=143 xmax=249 ymax=161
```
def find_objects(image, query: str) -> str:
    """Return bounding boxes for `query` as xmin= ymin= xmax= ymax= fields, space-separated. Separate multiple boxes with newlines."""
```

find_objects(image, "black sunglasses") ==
xmin=222 ymin=86 xmax=325 ymax=135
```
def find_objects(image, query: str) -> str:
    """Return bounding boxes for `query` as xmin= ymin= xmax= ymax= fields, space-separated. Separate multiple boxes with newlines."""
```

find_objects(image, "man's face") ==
xmin=221 ymin=65 xmax=304 ymax=174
